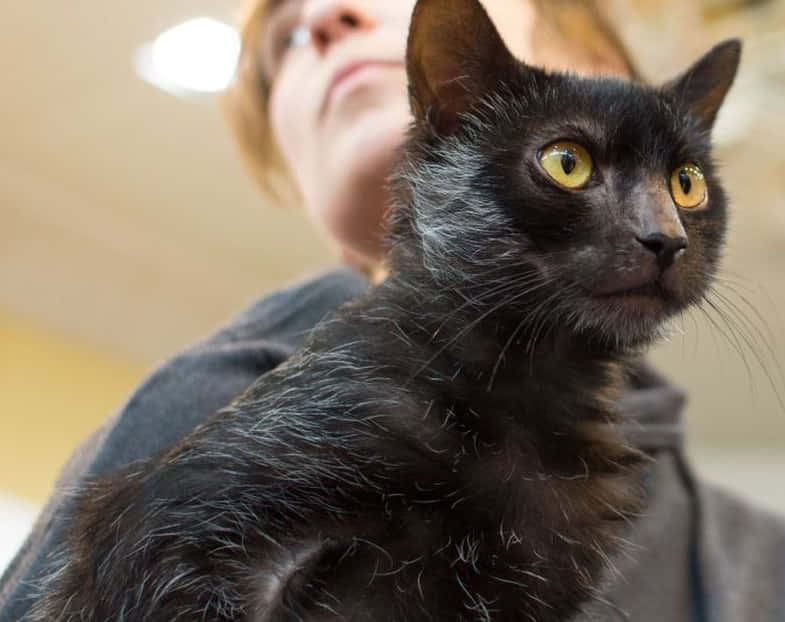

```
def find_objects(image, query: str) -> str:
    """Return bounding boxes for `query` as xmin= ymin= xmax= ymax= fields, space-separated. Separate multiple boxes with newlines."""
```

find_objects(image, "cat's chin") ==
xmin=573 ymin=290 xmax=681 ymax=350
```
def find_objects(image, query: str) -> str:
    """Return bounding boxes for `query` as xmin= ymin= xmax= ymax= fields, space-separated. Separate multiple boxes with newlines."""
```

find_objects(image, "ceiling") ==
xmin=1 ymin=0 xmax=784 ymax=446
xmin=0 ymin=0 xmax=335 ymax=363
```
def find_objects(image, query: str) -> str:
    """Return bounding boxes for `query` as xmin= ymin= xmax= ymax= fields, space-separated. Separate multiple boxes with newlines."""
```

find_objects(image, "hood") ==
xmin=618 ymin=359 xmax=687 ymax=452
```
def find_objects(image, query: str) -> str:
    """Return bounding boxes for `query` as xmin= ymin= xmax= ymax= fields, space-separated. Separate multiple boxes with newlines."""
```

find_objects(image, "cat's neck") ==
xmin=364 ymin=273 xmax=628 ymax=427
xmin=341 ymin=272 xmax=636 ymax=487
xmin=435 ymin=328 xmax=626 ymax=430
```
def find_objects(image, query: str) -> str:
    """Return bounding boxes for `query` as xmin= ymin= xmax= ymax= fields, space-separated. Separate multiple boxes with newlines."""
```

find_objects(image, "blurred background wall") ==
xmin=1 ymin=0 xmax=784 ymax=571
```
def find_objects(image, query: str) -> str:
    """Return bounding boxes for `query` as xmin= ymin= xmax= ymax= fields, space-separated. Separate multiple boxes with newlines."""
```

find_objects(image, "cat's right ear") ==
xmin=663 ymin=39 xmax=742 ymax=131
xmin=406 ymin=0 xmax=519 ymax=135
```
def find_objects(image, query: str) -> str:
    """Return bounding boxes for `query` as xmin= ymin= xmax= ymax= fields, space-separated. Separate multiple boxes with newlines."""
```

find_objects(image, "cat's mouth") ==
xmin=594 ymin=280 xmax=665 ymax=299
xmin=591 ymin=266 xmax=667 ymax=299
xmin=590 ymin=271 xmax=690 ymax=322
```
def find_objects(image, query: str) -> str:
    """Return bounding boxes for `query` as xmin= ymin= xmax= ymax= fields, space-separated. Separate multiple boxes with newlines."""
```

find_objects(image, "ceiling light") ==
xmin=134 ymin=17 xmax=240 ymax=96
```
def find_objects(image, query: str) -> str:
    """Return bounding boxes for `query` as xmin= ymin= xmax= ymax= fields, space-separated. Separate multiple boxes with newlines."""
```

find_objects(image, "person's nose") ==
xmin=303 ymin=1 xmax=376 ymax=55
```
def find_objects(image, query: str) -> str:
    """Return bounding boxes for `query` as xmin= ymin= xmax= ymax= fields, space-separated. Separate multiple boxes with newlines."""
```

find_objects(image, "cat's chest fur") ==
xmin=270 ymin=359 xmax=640 ymax=622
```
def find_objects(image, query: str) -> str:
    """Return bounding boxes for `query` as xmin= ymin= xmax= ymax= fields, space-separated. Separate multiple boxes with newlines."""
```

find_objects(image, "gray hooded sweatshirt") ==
xmin=2 ymin=269 xmax=784 ymax=621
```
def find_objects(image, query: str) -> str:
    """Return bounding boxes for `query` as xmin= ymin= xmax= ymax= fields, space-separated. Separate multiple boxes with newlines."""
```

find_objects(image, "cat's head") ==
xmin=389 ymin=0 xmax=741 ymax=349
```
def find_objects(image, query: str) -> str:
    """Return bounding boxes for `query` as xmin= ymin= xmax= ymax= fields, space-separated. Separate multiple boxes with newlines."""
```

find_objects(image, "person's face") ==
xmin=262 ymin=0 xmax=619 ymax=268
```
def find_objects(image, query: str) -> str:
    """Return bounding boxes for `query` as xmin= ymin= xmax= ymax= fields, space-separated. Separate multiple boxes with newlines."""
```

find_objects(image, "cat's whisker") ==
xmin=712 ymin=275 xmax=756 ymax=295
xmin=668 ymin=311 xmax=688 ymax=339
xmin=681 ymin=308 xmax=702 ymax=359
xmin=525 ymin=284 xmax=577 ymax=358
xmin=712 ymin=279 xmax=781 ymax=350
xmin=700 ymin=295 xmax=769 ymax=406
xmin=697 ymin=297 xmax=756 ymax=385
xmin=410 ymin=279 xmax=553 ymax=382
xmin=427 ymin=271 xmax=544 ymax=342
xmin=487 ymin=314 xmax=530 ymax=392
xmin=713 ymin=268 xmax=760 ymax=291
xmin=708 ymin=287 xmax=781 ymax=372
xmin=703 ymin=288 xmax=785 ymax=412
xmin=484 ymin=281 xmax=576 ymax=392
xmin=591 ymin=595 xmax=631 ymax=622
xmin=687 ymin=304 xmax=718 ymax=360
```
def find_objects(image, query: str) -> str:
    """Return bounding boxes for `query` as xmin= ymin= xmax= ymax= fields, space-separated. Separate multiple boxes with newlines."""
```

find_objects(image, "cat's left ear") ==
xmin=663 ymin=39 xmax=742 ymax=130
xmin=406 ymin=0 xmax=520 ymax=134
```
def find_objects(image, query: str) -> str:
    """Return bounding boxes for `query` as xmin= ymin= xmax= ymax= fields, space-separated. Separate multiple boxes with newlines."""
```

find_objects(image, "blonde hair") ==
xmin=222 ymin=0 xmax=637 ymax=204
xmin=223 ymin=0 xmax=298 ymax=204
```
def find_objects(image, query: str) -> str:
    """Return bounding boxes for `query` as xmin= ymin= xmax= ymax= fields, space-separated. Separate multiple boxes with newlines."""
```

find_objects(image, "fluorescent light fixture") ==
xmin=134 ymin=17 xmax=240 ymax=96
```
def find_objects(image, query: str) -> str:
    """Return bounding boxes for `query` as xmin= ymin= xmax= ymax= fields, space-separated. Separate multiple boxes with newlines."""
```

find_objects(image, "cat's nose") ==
xmin=636 ymin=233 xmax=688 ymax=270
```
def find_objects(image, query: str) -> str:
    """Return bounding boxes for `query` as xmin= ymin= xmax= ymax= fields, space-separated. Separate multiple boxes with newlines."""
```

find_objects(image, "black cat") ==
xmin=29 ymin=0 xmax=740 ymax=620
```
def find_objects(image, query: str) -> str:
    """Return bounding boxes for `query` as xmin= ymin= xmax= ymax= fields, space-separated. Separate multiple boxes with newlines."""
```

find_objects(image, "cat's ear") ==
xmin=406 ymin=0 xmax=520 ymax=134
xmin=663 ymin=39 xmax=742 ymax=130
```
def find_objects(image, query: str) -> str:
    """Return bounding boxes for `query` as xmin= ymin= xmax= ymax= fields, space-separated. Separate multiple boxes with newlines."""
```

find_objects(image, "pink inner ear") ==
xmin=429 ymin=92 xmax=477 ymax=135
xmin=664 ymin=39 xmax=741 ymax=128
xmin=406 ymin=0 xmax=518 ymax=132
xmin=693 ymin=82 xmax=729 ymax=125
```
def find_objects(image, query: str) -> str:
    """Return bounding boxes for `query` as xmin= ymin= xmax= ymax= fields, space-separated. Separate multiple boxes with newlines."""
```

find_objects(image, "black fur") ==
xmin=29 ymin=0 xmax=740 ymax=620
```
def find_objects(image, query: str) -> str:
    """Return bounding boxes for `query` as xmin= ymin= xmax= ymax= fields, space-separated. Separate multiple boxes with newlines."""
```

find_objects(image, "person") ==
xmin=1 ymin=1 xmax=784 ymax=620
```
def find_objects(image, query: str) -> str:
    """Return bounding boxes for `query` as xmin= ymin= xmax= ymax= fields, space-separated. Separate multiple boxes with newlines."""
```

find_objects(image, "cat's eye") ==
xmin=670 ymin=164 xmax=708 ymax=209
xmin=539 ymin=141 xmax=593 ymax=189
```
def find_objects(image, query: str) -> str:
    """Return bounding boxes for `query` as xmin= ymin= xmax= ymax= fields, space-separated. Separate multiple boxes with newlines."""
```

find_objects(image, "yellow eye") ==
xmin=539 ymin=141 xmax=593 ymax=189
xmin=670 ymin=164 xmax=707 ymax=209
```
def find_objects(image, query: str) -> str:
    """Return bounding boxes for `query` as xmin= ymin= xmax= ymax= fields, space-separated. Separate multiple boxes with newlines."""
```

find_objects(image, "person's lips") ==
xmin=320 ymin=60 xmax=403 ymax=117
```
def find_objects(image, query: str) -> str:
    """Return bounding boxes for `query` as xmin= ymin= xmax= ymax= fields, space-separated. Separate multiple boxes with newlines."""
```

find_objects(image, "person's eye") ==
xmin=281 ymin=26 xmax=310 ymax=51
xmin=261 ymin=12 xmax=309 ymax=80
xmin=272 ymin=21 xmax=310 ymax=62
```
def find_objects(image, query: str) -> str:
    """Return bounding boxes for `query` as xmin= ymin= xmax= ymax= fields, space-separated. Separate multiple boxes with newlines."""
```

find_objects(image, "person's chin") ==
xmin=343 ymin=110 xmax=406 ymax=179
xmin=328 ymin=86 xmax=409 ymax=159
